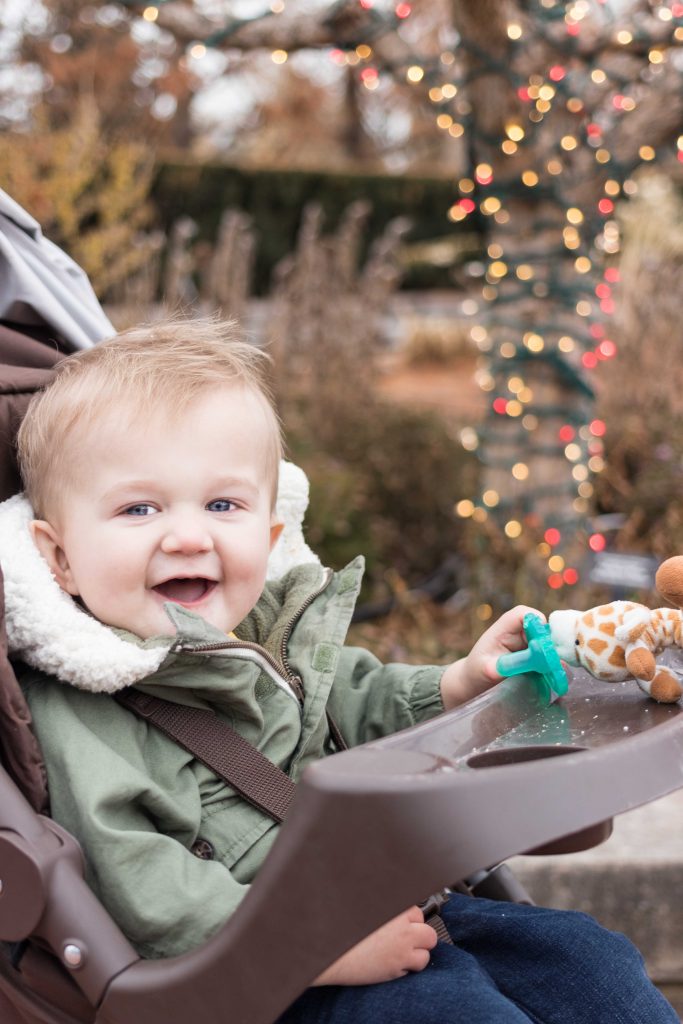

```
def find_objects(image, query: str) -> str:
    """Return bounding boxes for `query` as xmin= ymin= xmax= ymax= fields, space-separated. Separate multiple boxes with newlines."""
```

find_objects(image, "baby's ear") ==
xmin=30 ymin=520 xmax=79 ymax=595
xmin=269 ymin=520 xmax=285 ymax=550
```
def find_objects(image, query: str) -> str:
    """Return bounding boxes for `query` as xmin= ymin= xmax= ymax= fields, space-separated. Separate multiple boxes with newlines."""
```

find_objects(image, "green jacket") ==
xmin=22 ymin=559 xmax=445 ymax=959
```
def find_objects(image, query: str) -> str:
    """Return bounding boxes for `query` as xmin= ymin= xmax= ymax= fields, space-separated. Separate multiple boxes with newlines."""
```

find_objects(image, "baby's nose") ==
xmin=160 ymin=515 xmax=214 ymax=555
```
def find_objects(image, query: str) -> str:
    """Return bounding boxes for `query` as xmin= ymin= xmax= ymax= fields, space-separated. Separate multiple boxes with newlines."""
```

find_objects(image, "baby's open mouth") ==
xmin=152 ymin=578 xmax=216 ymax=604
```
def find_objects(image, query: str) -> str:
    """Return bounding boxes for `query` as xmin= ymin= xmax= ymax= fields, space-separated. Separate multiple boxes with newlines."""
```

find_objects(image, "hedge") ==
xmin=152 ymin=161 xmax=483 ymax=293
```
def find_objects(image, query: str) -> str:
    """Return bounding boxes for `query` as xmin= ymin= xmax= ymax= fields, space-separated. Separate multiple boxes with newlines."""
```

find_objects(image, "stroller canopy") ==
xmin=0 ymin=189 xmax=113 ymax=351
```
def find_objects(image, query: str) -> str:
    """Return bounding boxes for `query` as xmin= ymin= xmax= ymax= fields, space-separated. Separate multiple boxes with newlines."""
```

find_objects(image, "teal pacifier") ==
xmin=496 ymin=612 xmax=569 ymax=703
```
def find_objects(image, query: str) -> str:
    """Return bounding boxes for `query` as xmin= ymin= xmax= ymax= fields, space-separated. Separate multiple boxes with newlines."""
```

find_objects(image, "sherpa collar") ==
xmin=0 ymin=462 xmax=321 ymax=695
xmin=0 ymin=494 xmax=172 ymax=692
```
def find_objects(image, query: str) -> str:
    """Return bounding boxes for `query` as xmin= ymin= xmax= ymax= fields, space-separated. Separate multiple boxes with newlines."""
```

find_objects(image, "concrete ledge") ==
xmin=509 ymin=789 xmax=683 ymax=984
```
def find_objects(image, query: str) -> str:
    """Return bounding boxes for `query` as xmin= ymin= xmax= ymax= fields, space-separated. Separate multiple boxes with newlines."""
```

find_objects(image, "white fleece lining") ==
xmin=0 ymin=494 xmax=170 ymax=692
xmin=0 ymin=462 xmax=320 ymax=694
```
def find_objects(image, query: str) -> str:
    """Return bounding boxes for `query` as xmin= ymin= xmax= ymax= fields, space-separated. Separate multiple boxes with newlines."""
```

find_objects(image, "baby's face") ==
xmin=32 ymin=386 xmax=281 ymax=639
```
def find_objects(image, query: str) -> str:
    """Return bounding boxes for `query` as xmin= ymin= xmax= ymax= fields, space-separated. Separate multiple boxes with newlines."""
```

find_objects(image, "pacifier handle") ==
xmin=496 ymin=612 xmax=569 ymax=700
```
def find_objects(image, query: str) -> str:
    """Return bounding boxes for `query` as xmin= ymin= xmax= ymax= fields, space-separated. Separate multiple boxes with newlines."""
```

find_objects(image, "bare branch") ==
xmin=150 ymin=0 xmax=380 ymax=52
xmin=607 ymin=64 xmax=683 ymax=166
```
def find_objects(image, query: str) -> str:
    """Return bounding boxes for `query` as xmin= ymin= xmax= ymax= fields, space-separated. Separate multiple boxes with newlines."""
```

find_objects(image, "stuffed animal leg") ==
xmin=549 ymin=601 xmax=683 ymax=704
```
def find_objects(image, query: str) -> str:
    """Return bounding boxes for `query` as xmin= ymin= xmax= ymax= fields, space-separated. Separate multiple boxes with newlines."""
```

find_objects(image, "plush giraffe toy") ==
xmin=548 ymin=556 xmax=683 ymax=704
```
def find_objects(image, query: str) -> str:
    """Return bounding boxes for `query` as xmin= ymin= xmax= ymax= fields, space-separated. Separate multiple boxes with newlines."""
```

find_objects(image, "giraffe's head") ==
xmin=656 ymin=556 xmax=683 ymax=610
xmin=548 ymin=609 xmax=582 ymax=665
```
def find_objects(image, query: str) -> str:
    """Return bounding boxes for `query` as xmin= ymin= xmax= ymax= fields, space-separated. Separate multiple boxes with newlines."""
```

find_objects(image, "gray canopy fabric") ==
xmin=0 ymin=189 xmax=113 ymax=351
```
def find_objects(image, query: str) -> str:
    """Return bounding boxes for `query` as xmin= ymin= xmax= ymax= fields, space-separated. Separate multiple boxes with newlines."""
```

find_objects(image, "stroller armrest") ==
xmin=0 ymin=769 xmax=139 ymax=1006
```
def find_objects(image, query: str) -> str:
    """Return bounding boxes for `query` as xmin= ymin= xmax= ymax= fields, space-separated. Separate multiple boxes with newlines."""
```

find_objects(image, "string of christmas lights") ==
xmin=335 ymin=0 xmax=682 ymax=589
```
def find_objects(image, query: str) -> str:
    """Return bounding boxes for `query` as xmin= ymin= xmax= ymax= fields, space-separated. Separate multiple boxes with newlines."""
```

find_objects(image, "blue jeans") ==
xmin=277 ymin=893 xmax=677 ymax=1023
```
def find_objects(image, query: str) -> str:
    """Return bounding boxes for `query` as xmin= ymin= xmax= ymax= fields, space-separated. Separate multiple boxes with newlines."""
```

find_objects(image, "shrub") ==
xmin=0 ymin=100 xmax=156 ymax=300
xmin=284 ymin=394 xmax=480 ymax=601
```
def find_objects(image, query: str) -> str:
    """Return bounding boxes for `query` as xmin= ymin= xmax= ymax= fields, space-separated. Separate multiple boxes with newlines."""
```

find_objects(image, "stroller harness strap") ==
xmin=115 ymin=688 xmax=296 ymax=823
xmin=115 ymin=688 xmax=455 ymax=945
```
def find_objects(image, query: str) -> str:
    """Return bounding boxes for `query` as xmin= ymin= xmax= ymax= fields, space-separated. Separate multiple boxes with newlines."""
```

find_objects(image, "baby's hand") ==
xmin=312 ymin=905 xmax=438 ymax=987
xmin=440 ymin=605 xmax=542 ymax=710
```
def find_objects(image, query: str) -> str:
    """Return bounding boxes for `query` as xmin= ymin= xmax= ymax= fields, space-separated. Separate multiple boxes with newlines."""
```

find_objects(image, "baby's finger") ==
xmin=405 ymin=904 xmax=425 ymax=924
xmin=418 ymin=923 xmax=439 ymax=950
xmin=501 ymin=605 xmax=545 ymax=649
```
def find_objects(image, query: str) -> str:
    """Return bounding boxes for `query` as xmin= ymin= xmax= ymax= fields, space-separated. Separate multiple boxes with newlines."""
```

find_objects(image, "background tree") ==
xmin=442 ymin=0 xmax=682 ymax=591
xmin=2 ymin=0 xmax=194 ymax=142
xmin=0 ymin=0 xmax=195 ymax=297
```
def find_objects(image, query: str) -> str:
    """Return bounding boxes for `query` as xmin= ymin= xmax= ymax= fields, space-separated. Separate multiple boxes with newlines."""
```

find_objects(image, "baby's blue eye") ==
xmin=207 ymin=499 xmax=235 ymax=513
xmin=124 ymin=503 xmax=156 ymax=516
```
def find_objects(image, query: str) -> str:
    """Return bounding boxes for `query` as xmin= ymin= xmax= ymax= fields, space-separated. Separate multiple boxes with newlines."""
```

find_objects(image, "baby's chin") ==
xmin=79 ymin=590 xmax=239 ymax=641
xmin=82 ymin=603 xmax=179 ymax=642
xmin=137 ymin=602 xmax=234 ymax=642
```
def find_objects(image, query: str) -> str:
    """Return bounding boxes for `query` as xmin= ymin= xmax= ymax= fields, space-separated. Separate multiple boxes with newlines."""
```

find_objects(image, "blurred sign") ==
xmin=589 ymin=552 xmax=659 ymax=591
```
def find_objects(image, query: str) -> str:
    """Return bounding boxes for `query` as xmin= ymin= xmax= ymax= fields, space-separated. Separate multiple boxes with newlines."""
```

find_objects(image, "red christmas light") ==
xmin=549 ymin=65 xmax=566 ymax=82
xmin=600 ymin=299 xmax=615 ymax=315
xmin=548 ymin=573 xmax=564 ymax=589
xmin=588 ymin=533 xmax=606 ymax=553
xmin=395 ymin=2 xmax=412 ymax=17
xmin=563 ymin=568 xmax=579 ymax=585
xmin=493 ymin=397 xmax=508 ymax=414
xmin=598 ymin=198 xmax=614 ymax=215
xmin=595 ymin=283 xmax=611 ymax=299
xmin=460 ymin=198 xmax=476 ymax=213
xmin=598 ymin=339 xmax=617 ymax=359
xmin=360 ymin=67 xmax=378 ymax=82
xmin=590 ymin=323 xmax=605 ymax=339
xmin=586 ymin=123 xmax=602 ymax=137
xmin=590 ymin=419 xmax=606 ymax=436
xmin=545 ymin=528 xmax=561 ymax=546
xmin=566 ymin=23 xmax=580 ymax=36
xmin=604 ymin=268 xmax=620 ymax=283
xmin=517 ymin=87 xmax=531 ymax=102
xmin=582 ymin=352 xmax=598 ymax=369
xmin=558 ymin=425 xmax=575 ymax=442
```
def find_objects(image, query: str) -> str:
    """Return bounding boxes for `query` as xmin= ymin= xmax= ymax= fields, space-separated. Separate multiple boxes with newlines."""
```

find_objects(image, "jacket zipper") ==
xmin=279 ymin=567 xmax=334 ymax=689
xmin=171 ymin=568 xmax=334 ymax=705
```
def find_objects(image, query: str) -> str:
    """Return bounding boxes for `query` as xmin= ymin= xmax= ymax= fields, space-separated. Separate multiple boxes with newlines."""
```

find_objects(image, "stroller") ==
xmin=1 ymin=198 xmax=683 ymax=1024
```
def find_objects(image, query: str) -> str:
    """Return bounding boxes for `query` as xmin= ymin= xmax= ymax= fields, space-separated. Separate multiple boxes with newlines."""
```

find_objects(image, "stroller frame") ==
xmin=2 ymin=631 xmax=683 ymax=1022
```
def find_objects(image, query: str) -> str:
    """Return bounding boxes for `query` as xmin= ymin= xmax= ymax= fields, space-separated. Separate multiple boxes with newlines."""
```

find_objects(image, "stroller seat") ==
xmin=1 ymin=325 xmax=683 ymax=1024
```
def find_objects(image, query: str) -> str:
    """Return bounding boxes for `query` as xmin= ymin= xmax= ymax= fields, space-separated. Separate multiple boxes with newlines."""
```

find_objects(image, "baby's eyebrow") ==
xmin=100 ymin=480 xmax=161 ymax=502
xmin=209 ymin=476 xmax=261 ymax=494
xmin=100 ymin=476 xmax=263 ymax=503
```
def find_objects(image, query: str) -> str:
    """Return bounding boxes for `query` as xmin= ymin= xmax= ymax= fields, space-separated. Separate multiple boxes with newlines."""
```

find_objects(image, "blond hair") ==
xmin=17 ymin=316 xmax=283 ymax=517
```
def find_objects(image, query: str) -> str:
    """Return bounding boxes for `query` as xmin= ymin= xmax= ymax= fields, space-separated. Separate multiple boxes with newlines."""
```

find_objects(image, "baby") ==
xmin=9 ymin=318 xmax=675 ymax=1023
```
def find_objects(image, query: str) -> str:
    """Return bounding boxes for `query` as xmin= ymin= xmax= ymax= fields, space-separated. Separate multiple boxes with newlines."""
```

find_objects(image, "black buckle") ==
xmin=419 ymin=889 xmax=450 ymax=920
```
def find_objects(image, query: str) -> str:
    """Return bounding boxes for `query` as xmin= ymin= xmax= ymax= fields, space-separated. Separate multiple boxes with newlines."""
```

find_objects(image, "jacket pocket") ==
xmin=196 ymin=789 xmax=279 ymax=869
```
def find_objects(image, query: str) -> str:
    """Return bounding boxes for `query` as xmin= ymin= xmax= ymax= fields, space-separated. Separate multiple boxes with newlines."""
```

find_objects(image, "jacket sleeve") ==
xmin=326 ymin=646 xmax=445 ymax=748
xmin=22 ymin=678 xmax=254 ymax=960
